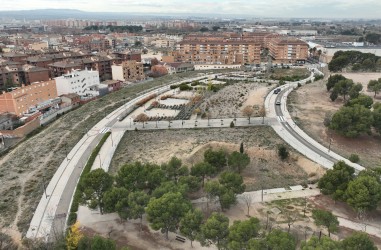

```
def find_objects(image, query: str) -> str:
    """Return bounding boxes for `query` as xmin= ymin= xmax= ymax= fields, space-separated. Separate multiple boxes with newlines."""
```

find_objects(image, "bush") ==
xmin=179 ymin=84 xmax=192 ymax=91
xmin=277 ymin=144 xmax=289 ymax=160
xmin=349 ymin=154 xmax=360 ymax=163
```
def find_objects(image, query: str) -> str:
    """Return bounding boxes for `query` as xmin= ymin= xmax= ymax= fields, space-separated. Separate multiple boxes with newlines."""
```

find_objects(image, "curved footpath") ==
xmin=27 ymin=69 xmax=365 ymax=241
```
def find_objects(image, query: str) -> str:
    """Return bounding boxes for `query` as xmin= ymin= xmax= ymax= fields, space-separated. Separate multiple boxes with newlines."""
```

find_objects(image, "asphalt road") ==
xmin=274 ymin=87 xmax=338 ymax=163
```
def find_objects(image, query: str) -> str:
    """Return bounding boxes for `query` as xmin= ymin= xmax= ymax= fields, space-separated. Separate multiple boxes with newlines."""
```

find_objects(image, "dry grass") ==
xmin=0 ymin=70 xmax=228 ymax=241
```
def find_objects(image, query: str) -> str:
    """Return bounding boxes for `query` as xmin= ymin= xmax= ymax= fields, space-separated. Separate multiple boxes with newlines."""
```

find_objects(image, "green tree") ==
xmin=346 ymin=94 xmax=373 ymax=109
xmin=116 ymin=162 xmax=147 ymax=191
xmin=345 ymin=175 xmax=381 ymax=213
xmin=200 ymin=27 xmax=209 ymax=32
xmin=367 ymin=79 xmax=381 ymax=97
xmin=145 ymin=164 xmax=167 ymax=192
xmin=326 ymin=74 xmax=346 ymax=91
xmin=277 ymin=144 xmax=289 ymax=160
xmin=146 ymin=192 xmax=192 ymax=239
xmin=365 ymin=33 xmax=381 ymax=44
xmin=78 ymin=235 xmax=116 ymax=250
xmin=128 ymin=191 xmax=150 ymax=230
xmin=329 ymin=105 xmax=374 ymax=137
xmin=152 ymin=181 xmax=188 ymax=198
xmin=227 ymin=217 xmax=261 ymax=250
xmin=103 ymin=187 xmax=129 ymax=213
xmin=200 ymin=213 xmax=229 ymax=250
xmin=312 ymin=209 xmax=339 ymax=237
xmin=318 ymin=161 xmax=355 ymax=201
xmin=265 ymin=229 xmax=296 ymax=250
xmin=342 ymin=232 xmax=377 ymax=250
xmin=348 ymin=83 xmax=363 ymax=99
xmin=212 ymin=26 xmax=220 ymax=31
xmin=228 ymin=151 xmax=250 ymax=173
xmin=179 ymin=209 xmax=203 ymax=247
xmin=178 ymin=175 xmax=202 ymax=193
xmin=301 ymin=236 xmax=341 ymax=250
xmin=373 ymin=103 xmax=381 ymax=133
xmin=190 ymin=162 xmax=216 ymax=186
xmin=332 ymin=79 xmax=354 ymax=101
xmin=362 ymin=58 xmax=376 ymax=71
xmin=219 ymin=171 xmax=245 ymax=195
xmin=161 ymin=156 xmax=189 ymax=182
xmin=204 ymin=148 xmax=227 ymax=170
xmin=81 ymin=169 xmax=113 ymax=214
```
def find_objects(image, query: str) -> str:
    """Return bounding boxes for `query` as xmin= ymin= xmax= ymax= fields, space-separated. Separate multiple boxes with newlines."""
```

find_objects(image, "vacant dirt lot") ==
xmin=198 ymin=82 xmax=271 ymax=118
xmin=289 ymin=75 xmax=381 ymax=168
xmin=110 ymin=127 xmax=324 ymax=191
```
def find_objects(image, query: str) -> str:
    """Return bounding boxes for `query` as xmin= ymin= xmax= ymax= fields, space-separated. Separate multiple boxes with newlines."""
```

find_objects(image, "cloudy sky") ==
xmin=1 ymin=0 xmax=381 ymax=18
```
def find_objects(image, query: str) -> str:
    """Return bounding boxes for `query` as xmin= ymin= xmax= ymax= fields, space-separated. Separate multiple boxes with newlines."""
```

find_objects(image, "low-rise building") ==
xmin=111 ymin=60 xmax=145 ymax=82
xmin=55 ymin=69 xmax=100 ymax=98
xmin=0 ymin=80 xmax=58 ymax=116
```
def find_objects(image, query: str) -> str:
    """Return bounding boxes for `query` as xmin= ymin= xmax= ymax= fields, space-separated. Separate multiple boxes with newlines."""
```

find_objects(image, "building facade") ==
xmin=268 ymin=38 xmax=309 ymax=64
xmin=0 ymin=80 xmax=58 ymax=116
xmin=55 ymin=69 xmax=100 ymax=98
xmin=112 ymin=60 xmax=145 ymax=82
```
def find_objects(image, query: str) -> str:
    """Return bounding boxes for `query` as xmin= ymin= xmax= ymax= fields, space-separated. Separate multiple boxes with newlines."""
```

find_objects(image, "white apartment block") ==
xmin=55 ymin=69 xmax=100 ymax=98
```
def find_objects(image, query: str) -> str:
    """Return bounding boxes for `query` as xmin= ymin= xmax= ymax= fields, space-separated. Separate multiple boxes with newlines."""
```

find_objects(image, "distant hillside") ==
xmin=0 ymin=9 xmax=138 ymax=20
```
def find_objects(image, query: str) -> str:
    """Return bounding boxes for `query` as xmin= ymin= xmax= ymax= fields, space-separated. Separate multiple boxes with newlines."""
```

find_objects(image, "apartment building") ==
xmin=0 ymin=64 xmax=50 ymax=89
xmin=112 ymin=60 xmax=145 ymax=82
xmin=55 ymin=69 xmax=100 ymax=98
xmin=0 ymin=80 xmax=58 ymax=116
xmin=176 ymin=40 xmax=261 ymax=65
xmin=176 ymin=32 xmax=308 ymax=65
xmin=268 ymin=38 xmax=309 ymax=64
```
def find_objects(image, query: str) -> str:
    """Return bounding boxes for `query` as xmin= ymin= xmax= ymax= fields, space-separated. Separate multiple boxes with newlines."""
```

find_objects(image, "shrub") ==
xmin=277 ymin=144 xmax=289 ymax=160
xmin=349 ymin=154 xmax=360 ymax=163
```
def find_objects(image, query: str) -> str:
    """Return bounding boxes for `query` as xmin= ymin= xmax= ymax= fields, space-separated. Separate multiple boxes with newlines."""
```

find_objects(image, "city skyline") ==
xmin=0 ymin=0 xmax=381 ymax=19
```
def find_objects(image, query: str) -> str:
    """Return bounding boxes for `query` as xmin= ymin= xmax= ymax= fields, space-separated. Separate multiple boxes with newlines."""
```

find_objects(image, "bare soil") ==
xmin=110 ymin=127 xmax=323 ymax=191
xmin=198 ymin=82 xmax=272 ymax=119
xmin=288 ymin=76 xmax=381 ymax=168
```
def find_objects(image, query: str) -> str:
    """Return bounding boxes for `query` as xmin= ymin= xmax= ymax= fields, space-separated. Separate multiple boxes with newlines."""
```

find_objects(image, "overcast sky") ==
xmin=1 ymin=0 xmax=381 ymax=18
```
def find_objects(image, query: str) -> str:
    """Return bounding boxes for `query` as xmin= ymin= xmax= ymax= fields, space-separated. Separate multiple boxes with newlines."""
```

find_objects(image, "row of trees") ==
xmin=328 ymin=51 xmax=381 ymax=72
xmin=182 ymin=209 xmax=374 ymax=250
xmin=83 ymin=25 xmax=143 ymax=33
xmin=318 ymin=161 xmax=381 ymax=215
xmin=325 ymin=75 xmax=381 ymax=137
